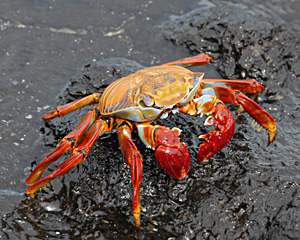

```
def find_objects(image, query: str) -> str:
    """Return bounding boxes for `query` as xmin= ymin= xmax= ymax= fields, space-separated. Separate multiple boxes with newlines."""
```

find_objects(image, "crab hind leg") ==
xmin=179 ymin=95 xmax=236 ymax=162
xmin=199 ymin=86 xmax=277 ymax=145
xmin=26 ymin=118 xmax=108 ymax=197
xmin=117 ymin=123 xmax=143 ymax=229
xmin=201 ymin=78 xmax=265 ymax=94
xmin=42 ymin=93 xmax=101 ymax=121
xmin=236 ymin=93 xmax=277 ymax=145
xmin=162 ymin=53 xmax=212 ymax=68
xmin=25 ymin=109 xmax=98 ymax=185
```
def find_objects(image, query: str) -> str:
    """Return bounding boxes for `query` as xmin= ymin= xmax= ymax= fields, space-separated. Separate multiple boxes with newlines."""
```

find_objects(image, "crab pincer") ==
xmin=138 ymin=125 xmax=191 ymax=179
xmin=197 ymin=104 xmax=235 ymax=161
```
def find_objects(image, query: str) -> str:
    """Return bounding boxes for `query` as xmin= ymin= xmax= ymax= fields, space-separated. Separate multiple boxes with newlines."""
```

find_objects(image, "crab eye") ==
xmin=193 ymin=75 xmax=200 ymax=87
xmin=143 ymin=94 xmax=153 ymax=106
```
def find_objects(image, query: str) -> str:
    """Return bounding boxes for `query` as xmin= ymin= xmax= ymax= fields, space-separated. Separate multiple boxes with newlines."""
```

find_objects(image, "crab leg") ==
xmin=180 ymin=96 xmax=235 ymax=162
xmin=25 ymin=110 xmax=98 ymax=185
xmin=42 ymin=93 xmax=101 ymax=121
xmin=199 ymin=87 xmax=277 ymax=145
xmin=117 ymin=123 xmax=143 ymax=229
xmin=162 ymin=53 xmax=212 ymax=68
xmin=137 ymin=124 xmax=191 ymax=179
xmin=201 ymin=78 xmax=265 ymax=94
xmin=26 ymin=118 xmax=108 ymax=197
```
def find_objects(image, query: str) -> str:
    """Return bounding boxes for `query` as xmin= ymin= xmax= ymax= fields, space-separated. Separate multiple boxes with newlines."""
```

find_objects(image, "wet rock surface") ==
xmin=162 ymin=2 xmax=300 ymax=91
xmin=1 ymin=1 xmax=300 ymax=240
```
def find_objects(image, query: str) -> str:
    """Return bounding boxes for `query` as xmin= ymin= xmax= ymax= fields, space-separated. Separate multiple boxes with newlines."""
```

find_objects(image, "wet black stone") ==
xmin=161 ymin=2 xmax=300 ymax=92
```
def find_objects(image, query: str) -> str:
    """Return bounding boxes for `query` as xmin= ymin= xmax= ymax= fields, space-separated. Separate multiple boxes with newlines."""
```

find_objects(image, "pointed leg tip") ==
xmin=236 ymin=105 xmax=245 ymax=114
xmin=267 ymin=129 xmax=277 ymax=147
xmin=42 ymin=110 xmax=59 ymax=121
xmin=24 ymin=140 xmax=72 ymax=190
xmin=25 ymin=186 xmax=37 ymax=198
xmin=133 ymin=213 xmax=141 ymax=229
xmin=25 ymin=191 xmax=36 ymax=198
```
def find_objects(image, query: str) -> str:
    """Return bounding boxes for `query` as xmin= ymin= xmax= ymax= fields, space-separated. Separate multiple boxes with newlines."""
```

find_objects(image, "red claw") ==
xmin=198 ymin=104 xmax=235 ymax=162
xmin=137 ymin=125 xmax=191 ymax=179
xmin=153 ymin=127 xmax=191 ymax=179
xmin=155 ymin=142 xmax=191 ymax=179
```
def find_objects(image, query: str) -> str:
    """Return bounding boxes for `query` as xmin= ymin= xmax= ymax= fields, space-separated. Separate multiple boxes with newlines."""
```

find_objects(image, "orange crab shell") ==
xmin=99 ymin=65 xmax=204 ymax=122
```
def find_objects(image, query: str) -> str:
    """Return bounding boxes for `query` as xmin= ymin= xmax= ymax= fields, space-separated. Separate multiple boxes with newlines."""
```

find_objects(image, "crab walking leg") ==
xmin=162 ymin=53 xmax=212 ymax=68
xmin=199 ymin=87 xmax=277 ymax=145
xmin=201 ymin=78 xmax=265 ymax=94
xmin=42 ymin=93 xmax=101 ymax=120
xmin=25 ymin=110 xmax=98 ymax=185
xmin=26 ymin=118 xmax=109 ymax=197
xmin=137 ymin=124 xmax=191 ymax=179
xmin=117 ymin=124 xmax=143 ymax=229
xmin=179 ymin=95 xmax=236 ymax=162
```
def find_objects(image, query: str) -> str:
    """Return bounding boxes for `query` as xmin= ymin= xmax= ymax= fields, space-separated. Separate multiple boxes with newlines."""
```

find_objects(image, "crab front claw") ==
xmin=179 ymin=95 xmax=236 ymax=162
xmin=197 ymin=83 xmax=277 ymax=146
xmin=155 ymin=140 xmax=190 ymax=179
xmin=198 ymin=104 xmax=235 ymax=161
xmin=138 ymin=125 xmax=191 ymax=179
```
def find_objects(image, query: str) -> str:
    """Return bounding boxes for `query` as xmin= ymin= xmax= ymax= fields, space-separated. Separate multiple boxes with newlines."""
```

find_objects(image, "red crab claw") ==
xmin=138 ymin=125 xmax=191 ymax=179
xmin=197 ymin=80 xmax=277 ymax=146
xmin=198 ymin=104 xmax=236 ymax=162
xmin=155 ymin=142 xmax=190 ymax=179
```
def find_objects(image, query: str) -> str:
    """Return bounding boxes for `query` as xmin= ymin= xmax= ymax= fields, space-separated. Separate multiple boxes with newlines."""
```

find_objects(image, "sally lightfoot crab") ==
xmin=25 ymin=54 xmax=277 ymax=228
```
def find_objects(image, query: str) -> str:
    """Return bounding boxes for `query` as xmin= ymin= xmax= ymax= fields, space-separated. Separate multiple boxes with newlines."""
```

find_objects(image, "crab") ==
xmin=25 ymin=54 xmax=277 ymax=228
